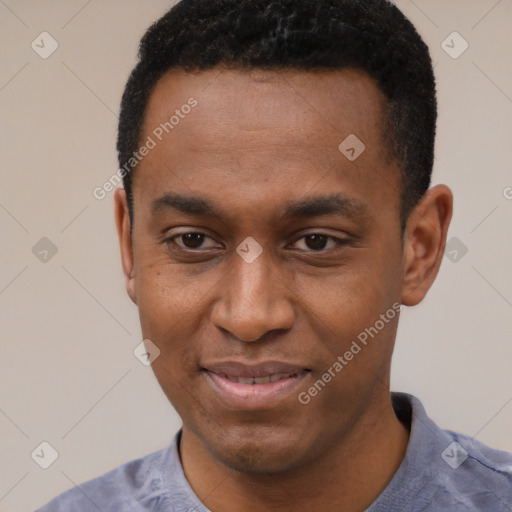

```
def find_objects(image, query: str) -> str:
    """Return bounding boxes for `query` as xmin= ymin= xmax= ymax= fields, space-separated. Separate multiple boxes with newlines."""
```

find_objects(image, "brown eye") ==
xmin=290 ymin=233 xmax=349 ymax=252
xmin=168 ymin=232 xmax=220 ymax=251
xmin=181 ymin=233 xmax=205 ymax=248
xmin=305 ymin=234 xmax=329 ymax=250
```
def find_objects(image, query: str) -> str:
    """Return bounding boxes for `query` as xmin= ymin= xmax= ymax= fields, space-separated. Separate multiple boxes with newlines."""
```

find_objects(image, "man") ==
xmin=36 ymin=0 xmax=512 ymax=510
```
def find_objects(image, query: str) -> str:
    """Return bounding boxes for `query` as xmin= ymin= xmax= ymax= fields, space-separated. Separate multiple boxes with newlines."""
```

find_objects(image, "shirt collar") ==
xmin=156 ymin=392 xmax=449 ymax=512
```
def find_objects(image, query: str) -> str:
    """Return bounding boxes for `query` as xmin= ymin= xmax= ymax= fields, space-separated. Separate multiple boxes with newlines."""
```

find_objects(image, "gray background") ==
xmin=1 ymin=1 xmax=511 ymax=510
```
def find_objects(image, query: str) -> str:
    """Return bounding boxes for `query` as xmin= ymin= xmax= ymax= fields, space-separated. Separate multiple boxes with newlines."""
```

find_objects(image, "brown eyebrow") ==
xmin=151 ymin=192 xmax=368 ymax=221
xmin=151 ymin=193 xmax=222 ymax=217
xmin=280 ymin=194 xmax=368 ymax=221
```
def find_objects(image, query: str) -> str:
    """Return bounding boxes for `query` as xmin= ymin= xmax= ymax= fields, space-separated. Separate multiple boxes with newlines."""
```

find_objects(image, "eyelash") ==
xmin=165 ymin=232 xmax=350 ymax=253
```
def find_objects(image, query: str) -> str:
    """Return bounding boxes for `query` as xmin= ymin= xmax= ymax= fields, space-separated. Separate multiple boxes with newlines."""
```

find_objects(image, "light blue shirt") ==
xmin=35 ymin=393 xmax=512 ymax=511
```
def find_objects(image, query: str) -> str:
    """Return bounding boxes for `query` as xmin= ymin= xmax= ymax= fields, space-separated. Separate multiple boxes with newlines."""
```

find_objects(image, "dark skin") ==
xmin=115 ymin=67 xmax=453 ymax=511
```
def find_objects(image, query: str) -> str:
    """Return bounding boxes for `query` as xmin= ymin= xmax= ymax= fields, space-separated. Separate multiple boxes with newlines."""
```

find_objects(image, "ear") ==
xmin=401 ymin=184 xmax=453 ymax=307
xmin=114 ymin=188 xmax=137 ymax=304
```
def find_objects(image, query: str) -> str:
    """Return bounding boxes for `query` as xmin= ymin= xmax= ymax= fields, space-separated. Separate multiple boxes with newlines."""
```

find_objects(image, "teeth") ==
xmin=223 ymin=373 xmax=294 ymax=384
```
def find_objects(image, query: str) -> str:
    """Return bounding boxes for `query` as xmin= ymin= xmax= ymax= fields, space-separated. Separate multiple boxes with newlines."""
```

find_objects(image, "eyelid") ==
xmin=165 ymin=230 xmax=222 ymax=250
xmin=288 ymin=233 xmax=350 ymax=251
xmin=163 ymin=229 xmax=351 ymax=252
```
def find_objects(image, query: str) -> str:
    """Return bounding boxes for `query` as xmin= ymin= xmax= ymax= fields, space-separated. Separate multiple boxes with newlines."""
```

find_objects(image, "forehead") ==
xmin=134 ymin=67 xmax=399 ymax=221
xmin=144 ymin=66 xmax=387 ymax=145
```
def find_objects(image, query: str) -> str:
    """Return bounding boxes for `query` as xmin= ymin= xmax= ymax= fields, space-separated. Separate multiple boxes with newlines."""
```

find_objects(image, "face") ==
xmin=116 ymin=68 xmax=437 ymax=474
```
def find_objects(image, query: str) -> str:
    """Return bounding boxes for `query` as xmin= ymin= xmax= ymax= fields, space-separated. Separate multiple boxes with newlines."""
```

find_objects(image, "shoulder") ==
xmin=34 ymin=447 xmax=171 ymax=512
xmin=434 ymin=428 xmax=512 ymax=510
xmin=389 ymin=393 xmax=512 ymax=511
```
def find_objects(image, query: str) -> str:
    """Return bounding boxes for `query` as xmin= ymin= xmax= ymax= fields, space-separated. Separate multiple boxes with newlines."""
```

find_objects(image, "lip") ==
xmin=202 ymin=361 xmax=310 ymax=410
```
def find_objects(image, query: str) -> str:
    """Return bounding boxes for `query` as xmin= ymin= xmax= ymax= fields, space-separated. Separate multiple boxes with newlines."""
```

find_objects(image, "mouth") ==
xmin=201 ymin=361 xmax=311 ymax=410
xmin=215 ymin=372 xmax=303 ymax=385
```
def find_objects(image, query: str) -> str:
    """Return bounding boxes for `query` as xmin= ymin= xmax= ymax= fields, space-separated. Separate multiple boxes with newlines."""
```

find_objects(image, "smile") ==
xmin=202 ymin=362 xmax=310 ymax=409
xmin=219 ymin=372 xmax=300 ymax=384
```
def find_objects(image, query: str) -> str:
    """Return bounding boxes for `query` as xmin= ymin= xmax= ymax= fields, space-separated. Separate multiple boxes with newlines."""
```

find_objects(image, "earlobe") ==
xmin=114 ymin=188 xmax=137 ymax=304
xmin=401 ymin=185 xmax=453 ymax=307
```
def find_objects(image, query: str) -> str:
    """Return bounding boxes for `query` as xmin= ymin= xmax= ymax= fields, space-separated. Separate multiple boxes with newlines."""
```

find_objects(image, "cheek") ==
xmin=294 ymin=255 xmax=401 ymax=372
xmin=297 ymin=259 xmax=390 ymax=326
xmin=150 ymin=355 xmax=207 ymax=430
xmin=135 ymin=265 xmax=207 ymax=411
xmin=135 ymin=257 xmax=215 ymax=328
xmin=133 ymin=262 xmax=216 ymax=384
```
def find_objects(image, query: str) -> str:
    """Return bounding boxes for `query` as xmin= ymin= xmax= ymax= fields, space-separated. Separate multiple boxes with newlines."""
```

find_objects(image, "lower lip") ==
xmin=204 ymin=371 xmax=309 ymax=410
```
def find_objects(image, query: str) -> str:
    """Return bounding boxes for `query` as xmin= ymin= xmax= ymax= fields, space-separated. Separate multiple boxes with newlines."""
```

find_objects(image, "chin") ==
xmin=202 ymin=423 xmax=314 ymax=475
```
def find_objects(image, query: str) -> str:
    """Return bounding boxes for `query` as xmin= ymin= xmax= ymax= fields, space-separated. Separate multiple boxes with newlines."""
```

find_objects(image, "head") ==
xmin=118 ymin=0 xmax=438 ymax=233
xmin=115 ymin=0 xmax=452 ymax=475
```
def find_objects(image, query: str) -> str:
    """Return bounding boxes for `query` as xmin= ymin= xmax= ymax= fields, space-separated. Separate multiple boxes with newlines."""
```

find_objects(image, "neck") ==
xmin=180 ymin=393 xmax=409 ymax=512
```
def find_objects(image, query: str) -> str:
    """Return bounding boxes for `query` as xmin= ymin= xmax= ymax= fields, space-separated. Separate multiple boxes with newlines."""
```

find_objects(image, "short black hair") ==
xmin=117 ymin=0 xmax=436 ymax=232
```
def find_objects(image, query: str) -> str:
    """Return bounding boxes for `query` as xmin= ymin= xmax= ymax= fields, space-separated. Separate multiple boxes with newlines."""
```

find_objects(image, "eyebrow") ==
xmin=151 ymin=192 xmax=368 ymax=221
xmin=152 ymin=193 xmax=221 ymax=217
xmin=280 ymin=194 xmax=368 ymax=221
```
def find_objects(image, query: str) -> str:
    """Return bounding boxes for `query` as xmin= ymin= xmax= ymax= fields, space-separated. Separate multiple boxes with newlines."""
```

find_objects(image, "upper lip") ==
xmin=202 ymin=361 xmax=309 ymax=378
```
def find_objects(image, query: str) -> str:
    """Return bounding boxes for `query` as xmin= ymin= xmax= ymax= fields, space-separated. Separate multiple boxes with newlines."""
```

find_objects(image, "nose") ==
xmin=211 ymin=249 xmax=295 ymax=342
